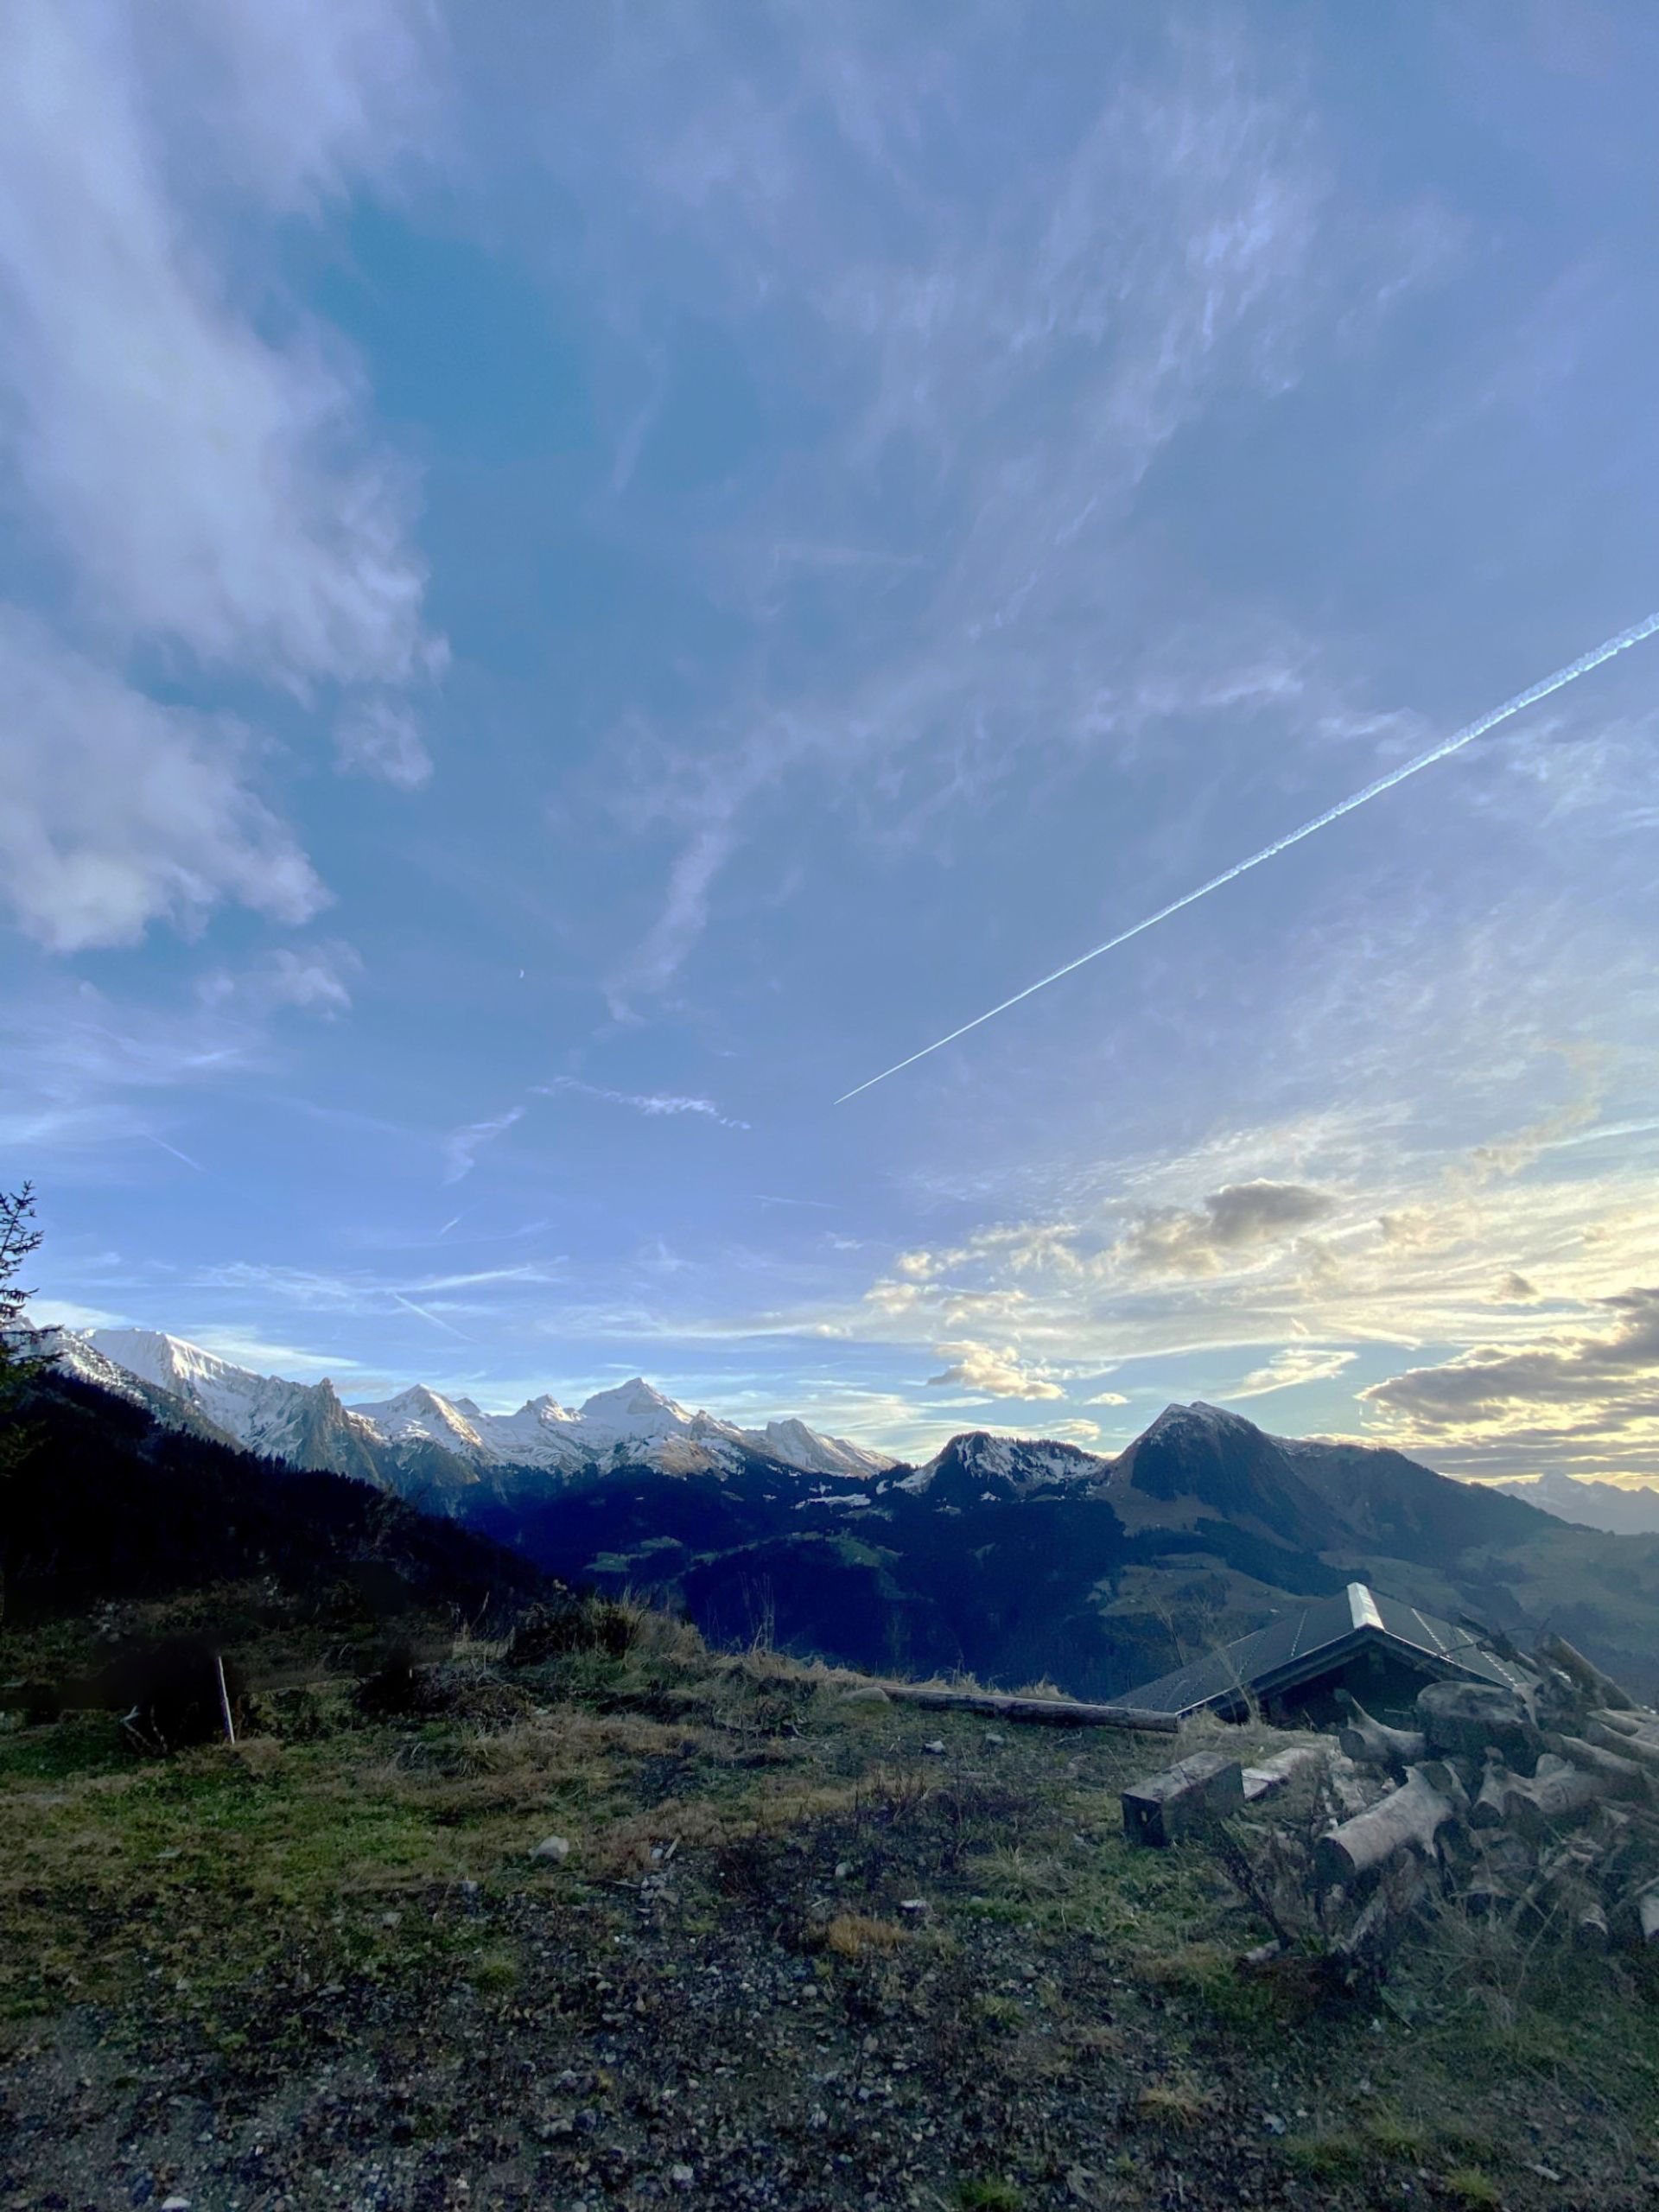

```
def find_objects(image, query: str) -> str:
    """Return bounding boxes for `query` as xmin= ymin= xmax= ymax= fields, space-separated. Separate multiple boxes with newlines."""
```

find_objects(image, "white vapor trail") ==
xmin=836 ymin=610 xmax=1659 ymax=1103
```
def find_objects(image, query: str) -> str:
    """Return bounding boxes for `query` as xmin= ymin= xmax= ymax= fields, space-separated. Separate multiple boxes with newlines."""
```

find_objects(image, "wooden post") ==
xmin=214 ymin=1652 xmax=236 ymax=1746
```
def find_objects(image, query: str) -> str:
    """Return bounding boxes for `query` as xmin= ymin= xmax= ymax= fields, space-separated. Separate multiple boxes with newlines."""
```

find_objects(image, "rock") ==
xmin=838 ymin=1686 xmax=891 ymax=1707
xmin=531 ymin=1834 xmax=571 ymax=1862
xmin=161 ymin=2198 xmax=191 ymax=2211
xmin=921 ymin=1738 xmax=947 ymax=1756
xmin=983 ymin=1731 xmax=1006 ymax=1747
xmin=1417 ymin=1681 xmax=1541 ymax=1770
xmin=1122 ymin=1751 xmax=1244 ymax=1847
xmin=670 ymin=2164 xmax=696 ymax=2188
xmin=899 ymin=1897 xmax=929 ymax=1915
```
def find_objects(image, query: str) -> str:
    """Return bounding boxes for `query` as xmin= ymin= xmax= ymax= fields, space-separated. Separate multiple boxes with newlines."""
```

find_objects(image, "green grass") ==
xmin=956 ymin=2181 xmax=1025 ymax=2212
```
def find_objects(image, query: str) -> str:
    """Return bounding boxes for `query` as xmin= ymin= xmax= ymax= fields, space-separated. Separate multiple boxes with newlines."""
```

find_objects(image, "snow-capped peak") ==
xmin=898 ymin=1429 xmax=1111 ymax=1497
xmin=81 ymin=1327 xmax=379 ymax=1475
xmin=349 ymin=1384 xmax=486 ymax=1452
xmin=575 ymin=1377 xmax=694 ymax=1436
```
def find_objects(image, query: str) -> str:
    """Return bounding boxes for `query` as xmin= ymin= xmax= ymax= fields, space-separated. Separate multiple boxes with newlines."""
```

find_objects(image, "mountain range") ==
xmin=36 ymin=1327 xmax=1659 ymax=1703
xmin=54 ymin=1328 xmax=895 ymax=1495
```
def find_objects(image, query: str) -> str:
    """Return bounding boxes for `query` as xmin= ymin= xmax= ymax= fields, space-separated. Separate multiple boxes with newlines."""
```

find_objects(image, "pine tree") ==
xmin=0 ymin=1183 xmax=45 ymax=1479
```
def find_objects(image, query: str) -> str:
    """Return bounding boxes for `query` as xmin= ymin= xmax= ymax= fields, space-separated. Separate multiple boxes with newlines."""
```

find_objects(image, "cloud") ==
xmin=1052 ymin=1419 xmax=1104 ymax=1444
xmin=29 ymin=1296 xmax=129 ymax=1332
xmin=335 ymin=698 xmax=435 ymax=789
xmin=0 ymin=984 xmax=264 ymax=1154
xmin=1495 ymin=1270 xmax=1541 ymax=1303
xmin=537 ymin=1077 xmax=750 ymax=1131
xmin=1085 ymin=1389 xmax=1129 ymax=1407
xmin=0 ymin=613 xmax=325 ymax=952
xmin=0 ymin=4 xmax=436 ymax=686
xmin=1115 ymin=1180 xmax=1336 ymax=1278
xmin=198 ymin=942 xmax=361 ymax=1020
xmin=0 ymin=3 xmax=440 ymax=959
xmin=1231 ymin=1345 xmax=1357 ymax=1398
xmin=1359 ymin=1288 xmax=1659 ymax=1471
xmin=572 ymin=20 xmax=1400 ymax=996
xmin=925 ymin=1340 xmax=1065 ymax=1401
xmin=442 ymin=1107 xmax=524 ymax=1185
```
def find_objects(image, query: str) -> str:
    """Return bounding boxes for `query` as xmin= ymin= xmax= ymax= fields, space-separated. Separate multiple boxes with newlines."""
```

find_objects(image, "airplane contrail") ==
xmin=836 ymin=609 xmax=1659 ymax=1103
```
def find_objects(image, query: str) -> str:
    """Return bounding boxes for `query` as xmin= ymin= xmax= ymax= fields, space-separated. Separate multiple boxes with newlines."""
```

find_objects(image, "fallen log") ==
xmin=1314 ymin=1764 xmax=1464 ymax=1890
xmin=1334 ymin=1692 xmax=1427 ymax=1771
xmin=1122 ymin=1751 xmax=1244 ymax=1847
xmin=877 ymin=1683 xmax=1179 ymax=1733
xmin=1538 ymin=1634 xmax=1636 ymax=1712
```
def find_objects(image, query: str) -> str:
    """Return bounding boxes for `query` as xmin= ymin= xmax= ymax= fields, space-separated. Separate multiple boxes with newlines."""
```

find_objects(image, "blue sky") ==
xmin=5 ymin=3 xmax=1659 ymax=1482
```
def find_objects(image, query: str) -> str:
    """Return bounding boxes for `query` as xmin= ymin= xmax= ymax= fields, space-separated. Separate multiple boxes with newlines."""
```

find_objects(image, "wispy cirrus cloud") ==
xmin=537 ymin=1077 xmax=750 ymax=1130
xmin=441 ymin=1107 xmax=524 ymax=1185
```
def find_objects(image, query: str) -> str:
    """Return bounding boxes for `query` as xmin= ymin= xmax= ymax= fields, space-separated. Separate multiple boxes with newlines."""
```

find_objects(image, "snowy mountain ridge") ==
xmin=63 ymin=1328 xmax=896 ymax=1491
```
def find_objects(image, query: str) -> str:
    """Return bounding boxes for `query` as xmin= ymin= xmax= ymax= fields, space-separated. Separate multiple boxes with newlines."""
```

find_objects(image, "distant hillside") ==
xmin=0 ymin=1368 xmax=543 ymax=1627
xmin=10 ymin=1360 xmax=1658 ymax=1702
xmin=465 ymin=1402 xmax=1659 ymax=1701
xmin=1484 ymin=1468 xmax=1659 ymax=1537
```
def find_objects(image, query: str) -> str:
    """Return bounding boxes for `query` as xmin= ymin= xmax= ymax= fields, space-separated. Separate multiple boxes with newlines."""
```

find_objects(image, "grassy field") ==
xmin=2 ymin=1593 xmax=1656 ymax=2209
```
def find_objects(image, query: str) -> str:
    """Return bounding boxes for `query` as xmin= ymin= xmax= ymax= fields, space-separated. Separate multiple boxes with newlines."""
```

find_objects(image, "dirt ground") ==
xmin=3 ymin=1637 xmax=1656 ymax=2211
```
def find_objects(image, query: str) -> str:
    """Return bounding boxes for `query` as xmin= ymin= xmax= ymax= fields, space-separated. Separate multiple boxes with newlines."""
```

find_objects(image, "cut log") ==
xmin=1242 ymin=1745 xmax=1329 ymax=1802
xmin=1469 ymin=1758 xmax=1513 ymax=1831
xmin=1538 ymin=1635 xmax=1636 ymax=1712
xmin=1592 ymin=1707 xmax=1643 ymax=1737
xmin=1568 ymin=1885 xmax=1611 ymax=1954
xmin=1498 ymin=1753 xmax=1603 ymax=1840
xmin=1546 ymin=1732 xmax=1654 ymax=1804
xmin=1314 ymin=1764 xmax=1463 ymax=1890
xmin=1122 ymin=1751 xmax=1244 ymax=1847
xmin=1334 ymin=1693 xmax=1427 ymax=1770
xmin=1586 ymin=1717 xmax=1659 ymax=1776
xmin=1417 ymin=1680 xmax=1541 ymax=1770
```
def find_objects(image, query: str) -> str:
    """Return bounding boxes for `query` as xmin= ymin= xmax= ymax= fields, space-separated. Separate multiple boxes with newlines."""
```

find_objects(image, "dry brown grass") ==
xmin=823 ymin=1912 xmax=908 ymax=1960
xmin=1135 ymin=2075 xmax=1217 ymax=2128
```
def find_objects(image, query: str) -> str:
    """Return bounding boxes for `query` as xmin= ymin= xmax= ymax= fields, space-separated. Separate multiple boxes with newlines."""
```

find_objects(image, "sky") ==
xmin=4 ymin=2 xmax=1659 ymax=1485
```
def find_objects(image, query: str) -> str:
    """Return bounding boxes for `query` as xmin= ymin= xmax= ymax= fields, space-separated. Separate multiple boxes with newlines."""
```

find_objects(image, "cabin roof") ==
xmin=1112 ymin=1582 xmax=1535 ymax=1721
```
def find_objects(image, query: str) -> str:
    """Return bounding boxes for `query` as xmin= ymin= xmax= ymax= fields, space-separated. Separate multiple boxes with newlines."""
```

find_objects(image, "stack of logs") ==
xmin=1123 ymin=1634 xmax=1659 ymax=1967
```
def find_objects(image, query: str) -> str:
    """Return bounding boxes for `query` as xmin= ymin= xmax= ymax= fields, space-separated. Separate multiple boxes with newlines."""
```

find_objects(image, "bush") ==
xmin=505 ymin=1592 xmax=651 ymax=1665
